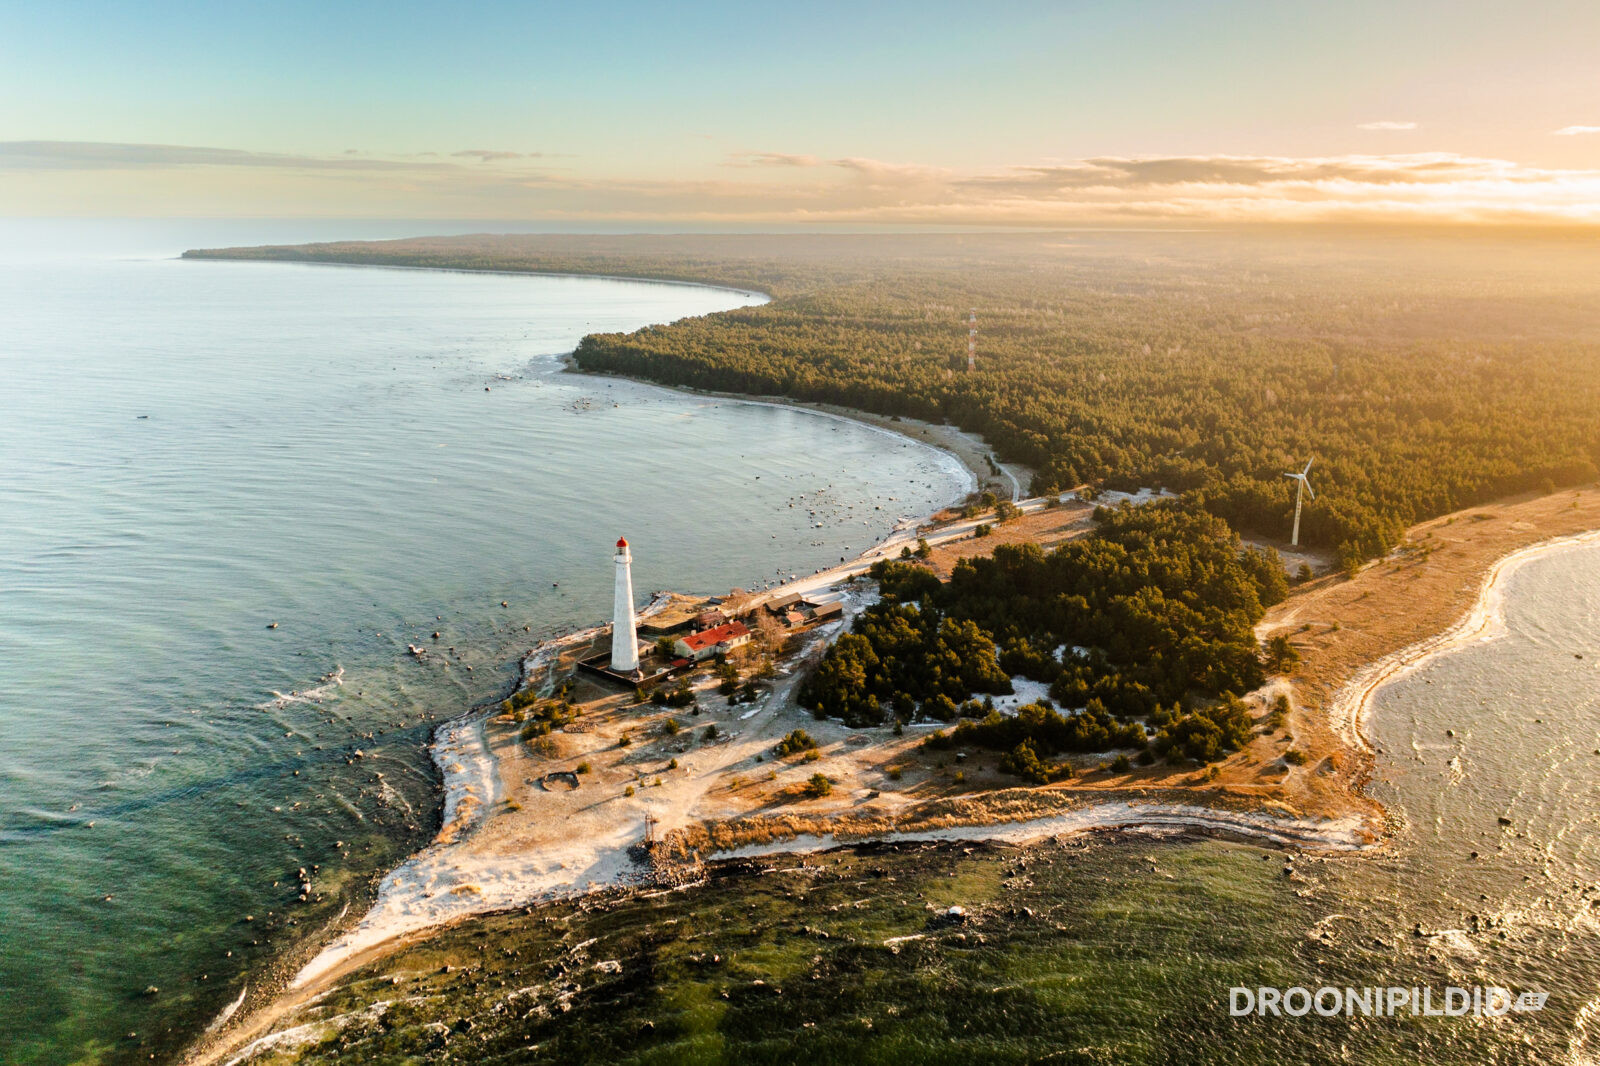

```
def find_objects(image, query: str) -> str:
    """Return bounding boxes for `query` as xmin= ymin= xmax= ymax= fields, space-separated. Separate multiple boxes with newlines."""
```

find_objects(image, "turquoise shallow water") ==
xmin=192 ymin=539 xmax=1600 ymax=1064
xmin=0 ymin=223 xmax=971 ymax=1064
xmin=5 ymin=222 xmax=1597 ymax=1066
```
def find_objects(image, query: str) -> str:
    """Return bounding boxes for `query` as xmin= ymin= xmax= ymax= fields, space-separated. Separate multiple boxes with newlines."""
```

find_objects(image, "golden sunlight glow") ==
xmin=4 ymin=142 xmax=1598 ymax=226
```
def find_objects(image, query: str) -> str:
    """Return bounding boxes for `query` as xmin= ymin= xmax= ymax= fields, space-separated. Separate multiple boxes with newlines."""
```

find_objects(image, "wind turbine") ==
xmin=1284 ymin=459 xmax=1315 ymax=547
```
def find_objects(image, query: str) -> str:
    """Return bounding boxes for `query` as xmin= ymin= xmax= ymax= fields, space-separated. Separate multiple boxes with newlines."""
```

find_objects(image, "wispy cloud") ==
xmin=1357 ymin=120 xmax=1418 ymax=131
xmin=6 ymin=140 xmax=1600 ymax=227
xmin=725 ymin=152 xmax=823 ymax=168
xmin=483 ymin=151 xmax=1600 ymax=226
xmin=451 ymin=149 xmax=528 ymax=162
xmin=0 ymin=141 xmax=543 ymax=171
xmin=958 ymin=154 xmax=1525 ymax=198
xmin=0 ymin=141 xmax=437 ymax=171
xmin=1553 ymin=125 xmax=1600 ymax=136
xmin=830 ymin=156 xmax=947 ymax=182
xmin=723 ymin=153 xmax=943 ymax=184
xmin=919 ymin=153 xmax=1597 ymax=226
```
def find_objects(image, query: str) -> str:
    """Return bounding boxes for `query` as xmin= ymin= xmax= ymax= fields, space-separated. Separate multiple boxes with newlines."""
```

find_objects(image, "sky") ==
xmin=3 ymin=0 xmax=1599 ymax=225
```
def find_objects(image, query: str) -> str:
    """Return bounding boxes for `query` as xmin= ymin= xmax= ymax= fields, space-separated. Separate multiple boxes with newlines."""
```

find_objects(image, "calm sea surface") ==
xmin=1216 ymin=538 xmax=1600 ymax=1062
xmin=4 ymin=222 xmax=1598 ymax=1066
xmin=0 ymin=222 xmax=971 ymax=1064
xmin=1035 ymin=537 xmax=1600 ymax=1064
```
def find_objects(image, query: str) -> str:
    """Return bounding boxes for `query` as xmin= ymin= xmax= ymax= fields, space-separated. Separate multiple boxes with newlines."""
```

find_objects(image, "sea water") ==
xmin=7 ymin=222 xmax=1598 ymax=1065
xmin=1069 ymin=538 xmax=1600 ymax=1062
xmin=191 ymin=524 xmax=1600 ymax=1065
xmin=0 ymin=222 xmax=972 ymax=1064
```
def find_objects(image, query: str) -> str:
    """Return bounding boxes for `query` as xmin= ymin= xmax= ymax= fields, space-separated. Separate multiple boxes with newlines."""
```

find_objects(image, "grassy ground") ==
xmin=230 ymin=835 xmax=1514 ymax=1066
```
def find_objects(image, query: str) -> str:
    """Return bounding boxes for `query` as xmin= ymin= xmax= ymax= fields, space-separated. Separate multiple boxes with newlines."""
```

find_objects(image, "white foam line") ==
xmin=204 ymin=984 xmax=249 ymax=1035
xmin=1328 ymin=528 xmax=1600 ymax=758
xmin=286 ymin=616 xmax=636 ymax=991
xmin=701 ymin=801 xmax=1372 ymax=861
xmin=256 ymin=667 xmax=344 ymax=711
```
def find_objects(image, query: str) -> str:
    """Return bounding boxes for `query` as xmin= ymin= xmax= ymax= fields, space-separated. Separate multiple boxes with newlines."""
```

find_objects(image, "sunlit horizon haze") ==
xmin=4 ymin=1 xmax=1599 ymax=226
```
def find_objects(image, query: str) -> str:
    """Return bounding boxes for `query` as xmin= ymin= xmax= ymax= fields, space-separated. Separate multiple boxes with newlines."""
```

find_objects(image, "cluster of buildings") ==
xmin=579 ymin=535 xmax=842 ymax=687
xmin=761 ymin=591 xmax=843 ymax=629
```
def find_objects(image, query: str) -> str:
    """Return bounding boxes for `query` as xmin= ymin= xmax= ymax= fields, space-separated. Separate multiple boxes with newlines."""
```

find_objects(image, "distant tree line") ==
xmin=561 ymin=236 xmax=1600 ymax=562
xmin=195 ymin=232 xmax=1600 ymax=562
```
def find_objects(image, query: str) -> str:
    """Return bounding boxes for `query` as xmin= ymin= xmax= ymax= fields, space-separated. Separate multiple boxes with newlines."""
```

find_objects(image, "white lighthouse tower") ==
xmin=610 ymin=536 xmax=640 ymax=673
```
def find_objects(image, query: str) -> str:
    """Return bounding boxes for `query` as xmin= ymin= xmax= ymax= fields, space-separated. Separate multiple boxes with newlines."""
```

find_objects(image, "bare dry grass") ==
xmin=1257 ymin=486 xmax=1600 ymax=815
xmin=922 ymin=500 xmax=1096 ymax=576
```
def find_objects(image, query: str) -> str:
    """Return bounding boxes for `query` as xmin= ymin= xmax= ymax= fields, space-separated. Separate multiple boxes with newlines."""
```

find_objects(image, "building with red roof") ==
xmin=673 ymin=620 xmax=751 ymax=661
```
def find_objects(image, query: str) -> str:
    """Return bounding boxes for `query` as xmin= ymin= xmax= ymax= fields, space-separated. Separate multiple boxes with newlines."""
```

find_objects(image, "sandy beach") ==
xmin=1256 ymin=487 xmax=1600 ymax=817
xmin=1325 ymin=525 xmax=1600 ymax=758
xmin=186 ymin=459 xmax=1600 ymax=1066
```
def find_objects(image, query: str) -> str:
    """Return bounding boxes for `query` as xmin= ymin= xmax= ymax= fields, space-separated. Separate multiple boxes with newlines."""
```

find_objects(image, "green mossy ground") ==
xmin=243 ymin=837 xmax=1510 ymax=1066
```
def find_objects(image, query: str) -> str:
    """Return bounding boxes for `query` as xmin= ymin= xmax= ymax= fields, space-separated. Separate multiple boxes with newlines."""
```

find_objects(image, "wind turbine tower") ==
xmin=1284 ymin=459 xmax=1315 ymax=547
xmin=966 ymin=309 xmax=977 ymax=372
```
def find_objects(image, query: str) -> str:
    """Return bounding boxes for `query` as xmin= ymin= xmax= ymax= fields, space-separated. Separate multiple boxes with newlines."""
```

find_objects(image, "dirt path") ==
xmin=188 ymin=487 xmax=1600 ymax=1065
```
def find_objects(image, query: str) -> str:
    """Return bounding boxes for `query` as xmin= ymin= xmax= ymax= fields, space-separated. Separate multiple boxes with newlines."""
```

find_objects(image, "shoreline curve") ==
xmin=178 ymin=251 xmax=774 ymax=303
xmin=1327 ymin=527 xmax=1600 ymax=761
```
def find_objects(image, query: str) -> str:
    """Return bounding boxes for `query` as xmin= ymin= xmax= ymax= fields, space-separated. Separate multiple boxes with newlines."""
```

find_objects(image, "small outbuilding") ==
xmin=764 ymin=592 xmax=804 ymax=615
xmin=807 ymin=602 xmax=844 ymax=624
xmin=691 ymin=608 xmax=729 ymax=631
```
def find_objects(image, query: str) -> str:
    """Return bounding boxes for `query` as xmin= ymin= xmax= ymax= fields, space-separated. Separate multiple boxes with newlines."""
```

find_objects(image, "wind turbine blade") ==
xmin=1305 ymin=482 xmax=1316 ymax=501
xmin=1303 ymin=458 xmax=1314 ymax=476
xmin=1283 ymin=473 xmax=1297 ymax=479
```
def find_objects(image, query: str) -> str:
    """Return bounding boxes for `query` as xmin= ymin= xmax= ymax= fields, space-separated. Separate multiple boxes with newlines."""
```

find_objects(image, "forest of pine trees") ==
xmin=800 ymin=502 xmax=1274 ymax=772
xmin=195 ymin=231 xmax=1600 ymax=565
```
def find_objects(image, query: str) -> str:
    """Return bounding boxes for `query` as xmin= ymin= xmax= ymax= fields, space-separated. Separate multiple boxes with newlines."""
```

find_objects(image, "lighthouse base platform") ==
xmin=576 ymin=649 xmax=691 ymax=690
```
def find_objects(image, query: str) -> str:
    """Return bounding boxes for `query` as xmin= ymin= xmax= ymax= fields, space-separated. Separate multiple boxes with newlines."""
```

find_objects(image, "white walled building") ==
xmin=673 ymin=620 xmax=751 ymax=662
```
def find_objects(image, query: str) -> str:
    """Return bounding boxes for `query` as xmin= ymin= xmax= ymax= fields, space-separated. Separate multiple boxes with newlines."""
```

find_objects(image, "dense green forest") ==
xmin=190 ymin=230 xmax=1600 ymax=778
xmin=191 ymin=230 xmax=1600 ymax=562
xmin=798 ymin=502 xmax=1275 ymax=772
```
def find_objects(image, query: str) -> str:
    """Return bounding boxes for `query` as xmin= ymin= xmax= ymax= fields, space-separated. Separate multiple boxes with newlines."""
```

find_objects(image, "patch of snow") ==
xmin=1075 ymin=487 xmax=1177 ymax=507
xmin=992 ymin=676 xmax=1054 ymax=712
